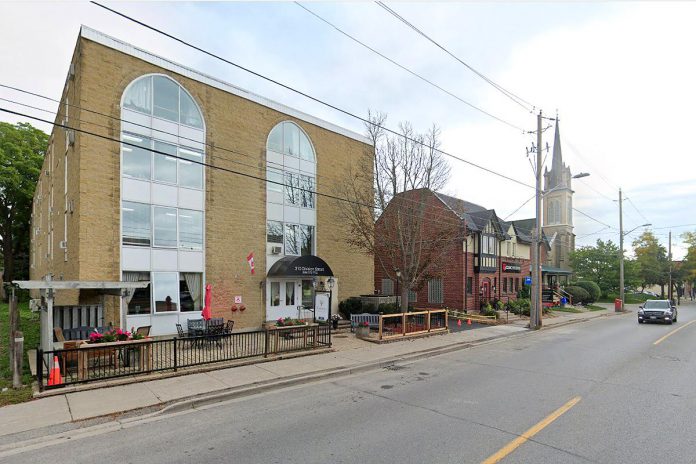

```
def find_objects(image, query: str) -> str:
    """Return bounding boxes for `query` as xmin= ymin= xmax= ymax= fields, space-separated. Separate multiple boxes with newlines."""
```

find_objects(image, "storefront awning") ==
xmin=267 ymin=255 xmax=334 ymax=277
xmin=541 ymin=266 xmax=573 ymax=275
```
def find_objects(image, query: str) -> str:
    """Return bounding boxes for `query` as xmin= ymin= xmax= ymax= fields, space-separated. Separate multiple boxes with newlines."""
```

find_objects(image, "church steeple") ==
xmin=544 ymin=119 xmax=571 ymax=192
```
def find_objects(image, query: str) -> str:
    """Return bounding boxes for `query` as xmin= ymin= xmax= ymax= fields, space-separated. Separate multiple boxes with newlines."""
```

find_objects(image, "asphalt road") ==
xmin=5 ymin=302 xmax=696 ymax=464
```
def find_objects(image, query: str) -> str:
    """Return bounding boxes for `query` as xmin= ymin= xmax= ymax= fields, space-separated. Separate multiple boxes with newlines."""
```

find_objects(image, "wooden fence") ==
xmin=375 ymin=309 xmax=449 ymax=340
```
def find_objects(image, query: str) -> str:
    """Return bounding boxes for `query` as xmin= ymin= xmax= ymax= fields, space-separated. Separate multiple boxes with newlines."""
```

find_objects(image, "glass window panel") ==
xmin=179 ymin=209 xmax=203 ymax=249
xmin=153 ymin=272 xmax=178 ymax=312
xmin=482 ymin=236 xmax=488 ymax=254
xmin=381 ymin=279 xmax=393 ymax=295
xmin=153 ymin=76 xmax=179 ymax=122
xmin=284 ymin=172 xmax=299 ymax=205
xmin=267 ymin=167 xmax=283 ymax=193
xmin=283 ymin=122 xmax=300 ymax=157
xmin=299 ymin=132 xmax=314 ymax=161
xmin=153 ymin=140 xmax=177 ymax=184
xmin=489 ymin=236 xmax=496 ymax=253
xmin=154 ymin=206 xmax=177 ymax=247
xmin=122 ymin=133 xmax=151 ymax=179
xmin=285 ymin=224 xmax=298 ymax=255
xmin=126 ymin=272 xmax=151 ymax=315
xmin=270 ymin=282 xmax=280 ymax=307
xmin=122 ymin=201 xmax=151 ymax=246
xmin=300 ymin=225 xmax=314 ymax=256
xmin=123 ymin=76 xmax=152 ymax=114
xmin=302 ymin=280 xmax=313 ymax=307
xmin=286 ymin=282 xmax=295 ymax=306
xmin=179 ymin=90 xmax=203 ymax=128
xmin=267 ymin=221 xmax=283 ymax=243
xmin=181 ymin=273 xmax=203 ymax=312
xmin=178 ymin=147 xmax=203 ymax=189
xmin=300 ymin=175 xmax=315 ymax=208
xmin=267 ymin=124 xmax=283 ymax=153
xmin=408 ymin=290 xmax=417 ymax=303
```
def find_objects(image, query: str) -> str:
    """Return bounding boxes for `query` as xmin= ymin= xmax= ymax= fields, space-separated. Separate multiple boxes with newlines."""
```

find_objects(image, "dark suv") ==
xmin=638 ymin=300 xmax=677 ymax=324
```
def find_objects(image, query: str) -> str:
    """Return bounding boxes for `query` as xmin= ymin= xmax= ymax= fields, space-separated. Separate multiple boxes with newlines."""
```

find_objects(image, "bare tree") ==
xmin=334 ymin=111 xmax=460 ymax=309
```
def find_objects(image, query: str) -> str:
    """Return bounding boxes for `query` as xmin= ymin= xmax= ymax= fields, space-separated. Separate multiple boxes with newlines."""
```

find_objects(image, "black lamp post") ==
xmin=395 ymin=268 xmax=401 ymax=312
xmin=327 ymin=277 xmax=336 ymax=333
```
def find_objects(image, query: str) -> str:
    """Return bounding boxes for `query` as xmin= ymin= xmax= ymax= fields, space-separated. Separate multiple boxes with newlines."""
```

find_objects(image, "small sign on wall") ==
xmin=234 ymin=296 xmax=242 ymax=304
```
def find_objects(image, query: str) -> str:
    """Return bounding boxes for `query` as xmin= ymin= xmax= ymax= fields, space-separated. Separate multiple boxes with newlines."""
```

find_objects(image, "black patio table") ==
xmin=187 ymin=318 xmax=224 ymax=347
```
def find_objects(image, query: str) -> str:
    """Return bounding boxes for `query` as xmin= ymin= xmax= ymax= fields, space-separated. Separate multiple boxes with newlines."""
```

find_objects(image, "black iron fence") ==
xmin=37 ymin=325 xmax=331 ymax=391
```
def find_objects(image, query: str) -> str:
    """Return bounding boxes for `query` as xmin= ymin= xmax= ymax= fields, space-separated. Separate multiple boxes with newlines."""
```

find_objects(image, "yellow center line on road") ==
xmin=480 ymin=396 xmax=582 ymax=464
xmin=653 ymin=319 xmax=696 ymax=346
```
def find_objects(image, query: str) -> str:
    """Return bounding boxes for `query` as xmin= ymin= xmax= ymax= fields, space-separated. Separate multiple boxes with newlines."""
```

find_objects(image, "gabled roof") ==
xmin=433 ymin=192 xmax=488 ymax=218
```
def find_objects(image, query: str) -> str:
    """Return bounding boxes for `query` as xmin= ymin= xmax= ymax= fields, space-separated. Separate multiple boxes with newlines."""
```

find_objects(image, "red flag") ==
xmin=247 ymin=252 xmax=255 ymax=275
xmin=201 ymin=284 xmax=212 ymax=320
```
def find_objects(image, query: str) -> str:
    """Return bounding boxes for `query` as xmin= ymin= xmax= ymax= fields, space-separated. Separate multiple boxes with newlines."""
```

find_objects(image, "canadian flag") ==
xmin=247 ymin=252 xmax=255 ymax=275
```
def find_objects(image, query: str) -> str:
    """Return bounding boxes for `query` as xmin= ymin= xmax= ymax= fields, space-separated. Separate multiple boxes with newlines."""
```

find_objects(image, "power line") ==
xmin=626 ymin=196 xmax=651 ymax=225
xmin=374 ymin=1 xmax=536 ymax=112
xmin=294 ymin=2 xmax=526 ymax=132
xmin=502 ymin=194 xmax=535 ymax=220
xmin=89 ymin=1 xmax=535 ymax=189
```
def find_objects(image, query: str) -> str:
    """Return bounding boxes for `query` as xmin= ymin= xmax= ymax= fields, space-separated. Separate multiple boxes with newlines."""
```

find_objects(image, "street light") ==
xmin=394 ymin=268 xmax=401 ymax=312
xmin=618 ymin=210 xmax=651 ymax=311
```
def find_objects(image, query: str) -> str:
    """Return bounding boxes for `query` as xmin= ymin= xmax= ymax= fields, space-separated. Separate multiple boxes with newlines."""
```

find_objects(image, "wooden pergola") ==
xmin=13 ymin=279 xmax=149 ymax=351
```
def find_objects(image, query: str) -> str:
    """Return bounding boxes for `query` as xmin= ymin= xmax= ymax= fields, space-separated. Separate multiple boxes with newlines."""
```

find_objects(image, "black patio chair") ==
xmin=224 ymin=320 xmax=235 ymax=334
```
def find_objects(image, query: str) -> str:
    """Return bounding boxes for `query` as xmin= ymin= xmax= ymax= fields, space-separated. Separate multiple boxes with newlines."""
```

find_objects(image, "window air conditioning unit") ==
xmin=59 ymin=241 xmax=67 ymax=249
xmin=271 ymin=246 xmax=282 ymax=254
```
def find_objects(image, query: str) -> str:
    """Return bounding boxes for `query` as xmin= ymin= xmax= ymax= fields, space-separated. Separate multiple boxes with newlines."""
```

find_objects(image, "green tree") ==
xmin=632 ymin=231 xmax=668 ymax=293
xmin=0 ymin=122 xmax=47 ymax=289
xmin=569 ymin=239 xmax=637 ymax=298
xmin=679 ymin=231 xmax=696 ymax=298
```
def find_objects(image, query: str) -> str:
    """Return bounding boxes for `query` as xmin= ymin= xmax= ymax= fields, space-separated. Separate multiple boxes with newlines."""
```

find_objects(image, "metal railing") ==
xmin=37 ymin=325 xmax=331 ymax=391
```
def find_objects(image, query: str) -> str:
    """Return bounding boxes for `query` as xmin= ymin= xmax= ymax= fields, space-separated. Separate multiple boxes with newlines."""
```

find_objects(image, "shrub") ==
xmin=338 ymin=297 xmax=362 ymax=319
xmin=572 ymin=281 xmax=601 ymax=303
xmin=377 ymin=302 xmax=401 ymax=314
xmin=565 ymin=286 xmax=590 ymax=305
xmin=480 ymin=307 xmax=499 ymax=319
xmin=517 ymin=285 xmax=530 ymax=299
xmin=509 ymin=298 xmax=531 ymax=316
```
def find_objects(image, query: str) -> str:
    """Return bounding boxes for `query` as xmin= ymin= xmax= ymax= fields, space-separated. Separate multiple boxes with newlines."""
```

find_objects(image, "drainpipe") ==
xmin=464 ymin=235 xmax=468 ymax=311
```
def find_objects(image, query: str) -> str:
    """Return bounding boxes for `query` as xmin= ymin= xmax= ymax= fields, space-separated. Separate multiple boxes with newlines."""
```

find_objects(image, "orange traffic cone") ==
xmin=457 ymin=319 xmax=462 ymax=327
xmin=48 ymin=355 xmax=63 ymax=386
xmin=467 ymin=318 xmax=472 ymax=326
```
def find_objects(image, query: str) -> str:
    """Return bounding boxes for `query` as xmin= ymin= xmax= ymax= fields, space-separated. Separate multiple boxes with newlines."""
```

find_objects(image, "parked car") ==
xmin=638 ymin=300 xmax=677 ymax=324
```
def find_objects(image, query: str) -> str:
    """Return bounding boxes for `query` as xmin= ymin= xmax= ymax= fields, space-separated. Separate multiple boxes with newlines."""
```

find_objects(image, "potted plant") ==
xmin=356 ymin=321 xmax=370 ymax=338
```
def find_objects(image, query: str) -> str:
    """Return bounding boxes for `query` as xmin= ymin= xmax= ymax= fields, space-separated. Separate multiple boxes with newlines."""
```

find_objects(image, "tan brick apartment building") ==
xmin=30 ymin=27 xmax=373 ymax=336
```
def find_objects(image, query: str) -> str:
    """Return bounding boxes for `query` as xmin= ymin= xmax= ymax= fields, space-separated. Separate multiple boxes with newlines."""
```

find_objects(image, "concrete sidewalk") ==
xmin=0 ymin=305 xmax=628 ymax=441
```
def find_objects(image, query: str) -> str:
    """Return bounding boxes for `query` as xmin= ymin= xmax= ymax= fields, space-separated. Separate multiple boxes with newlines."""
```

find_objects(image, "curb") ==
xmin=0 ymin=313 xmax=622 ymax=454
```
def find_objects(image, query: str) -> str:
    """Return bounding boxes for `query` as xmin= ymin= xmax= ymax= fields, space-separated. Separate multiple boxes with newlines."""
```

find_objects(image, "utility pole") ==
xmin=618 ymin=188 xmax=625 ymax=311
xmin=668 ymin=231 xmax=673 ymax=303
xmin=531 ymin=110 xmax=543 ymax=329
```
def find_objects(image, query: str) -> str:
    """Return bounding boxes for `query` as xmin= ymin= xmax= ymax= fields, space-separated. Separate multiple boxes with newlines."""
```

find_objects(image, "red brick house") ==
xmin=374 ymin=189 xmax=549 ymax=312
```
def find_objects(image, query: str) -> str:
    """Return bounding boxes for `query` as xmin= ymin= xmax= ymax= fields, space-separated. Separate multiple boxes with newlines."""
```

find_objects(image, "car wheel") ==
xmin=638 ymin=320 xmax=643 ymax=324
xmin=666 ymin=319 xmax=673 ymax=325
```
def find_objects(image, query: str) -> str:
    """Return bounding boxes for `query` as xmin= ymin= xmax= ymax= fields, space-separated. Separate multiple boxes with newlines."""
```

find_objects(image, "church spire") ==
xmin=551 ymin=119 xmax=563 ymax=173
xmin=544 ymin=118 xmax=571 ymax=191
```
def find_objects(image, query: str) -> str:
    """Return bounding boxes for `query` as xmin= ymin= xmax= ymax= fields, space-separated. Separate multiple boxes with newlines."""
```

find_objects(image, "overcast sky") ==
xmin=1 ymin=1 xmax=694 ymax=258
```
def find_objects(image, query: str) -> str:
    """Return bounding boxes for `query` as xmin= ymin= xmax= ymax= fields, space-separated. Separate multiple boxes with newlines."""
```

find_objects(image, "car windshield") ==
xmin=644 ymin=300 xmax=670 ymax=309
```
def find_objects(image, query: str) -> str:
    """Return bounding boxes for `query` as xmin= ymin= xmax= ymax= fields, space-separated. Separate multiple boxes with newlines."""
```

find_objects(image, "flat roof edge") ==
xmin=79 ymin=26 xmax=372 ymax=146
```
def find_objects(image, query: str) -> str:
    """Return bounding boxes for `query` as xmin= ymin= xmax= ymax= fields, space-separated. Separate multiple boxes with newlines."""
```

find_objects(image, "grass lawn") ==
xmin=599 ymin=293 xmax=658 ymax=305
xmin=0 ymin=301 xmax=40 ymax=406
xmin=550 ymin=307 xmax=583 ymax=313
xmin=586 ymin=304 xmax=606 ymax=311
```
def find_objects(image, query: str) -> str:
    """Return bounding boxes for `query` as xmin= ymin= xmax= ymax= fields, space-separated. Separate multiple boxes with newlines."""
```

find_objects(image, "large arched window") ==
xmin=548 ymin=199 xmax=561 ymax=225
xmin=267 ymin=121 xmax=315 ymax=161
xmin=123 ymin=75 xmax=203 ymax=129
xmin=265 ymin=121 xmax=316 ymax=260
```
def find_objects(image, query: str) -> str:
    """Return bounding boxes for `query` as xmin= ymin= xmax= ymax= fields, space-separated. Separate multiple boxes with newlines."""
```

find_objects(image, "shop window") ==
xmin=270 ymin=282 xmax=280 ymax=306
xmin=122 ymin=201 xmax=151 ymax=246
xmin=153 ymin=272 xmax=178 ymax=312
xmin=179 ymin=209 xmax=203 ymax=249
xmin=180 ymin=273 xmax=202 ymax=312
xmin=382 ymin=278 xmax=394 ymax=295
xmin=267 ymin=221 xmax=283 ymax=243
xmin=122 ymin=133 xmax=151 ymax=180
xmin=428 ymin=278 xmax=444 ymax=304
xmin=153 ymin=206 xmax=178 ymax=247
xmin=286 ymin=282 xmax=295 ymax=306
xmin=125 ymin=271 xmax=151 ymax=315
xmin=302 ymin=280 xmax=313 ymax=307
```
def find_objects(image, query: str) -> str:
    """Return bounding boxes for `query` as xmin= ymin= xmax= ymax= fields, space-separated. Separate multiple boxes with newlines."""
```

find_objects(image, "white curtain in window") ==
xmin=123 ymin=271 xmax=149 ymax=305
xmin=183 ymin=273 xmax=202 ymax=311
